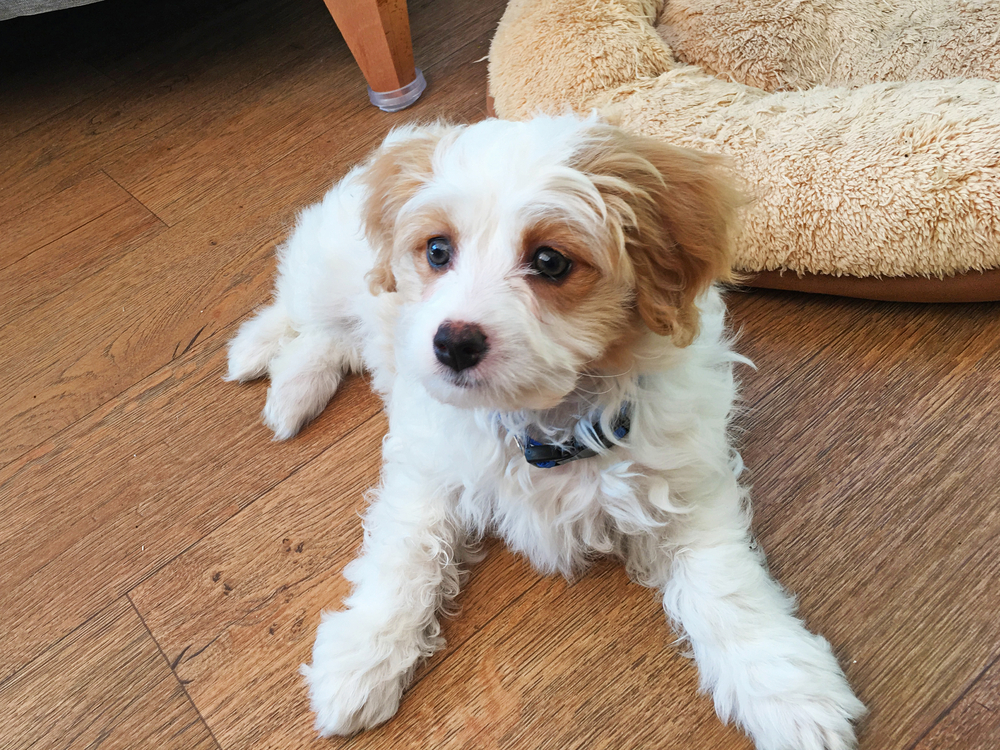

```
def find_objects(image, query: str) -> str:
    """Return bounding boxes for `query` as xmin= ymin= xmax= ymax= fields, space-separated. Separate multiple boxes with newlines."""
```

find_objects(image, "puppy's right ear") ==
xmin=360 ymin=124 xmax=451 ymax=294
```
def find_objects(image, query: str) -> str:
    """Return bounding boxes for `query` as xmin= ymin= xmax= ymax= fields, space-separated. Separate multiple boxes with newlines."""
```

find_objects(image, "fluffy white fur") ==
xmin=226 ymin=114 xmax=865 ymax=749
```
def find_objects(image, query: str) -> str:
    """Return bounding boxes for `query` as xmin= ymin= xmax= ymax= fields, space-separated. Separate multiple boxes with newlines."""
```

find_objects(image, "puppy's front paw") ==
xmin=262 ymin=376 xmax=333 ymax=440
xmin=260 ymin=334 xmax=346 ymax=440
xmin=719 ymin=634 xmax=865 ymax=750
xmin=300 ymin=611 xmax=414 ymax=737
xmin=300 ymin=660 xmax=405 ymax=737
xmin=740 ymin=682 xmax=863 ymax=750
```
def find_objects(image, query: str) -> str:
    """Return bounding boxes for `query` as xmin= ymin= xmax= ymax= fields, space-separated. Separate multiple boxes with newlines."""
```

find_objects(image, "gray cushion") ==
xmin=1 ymin=0 xmax=106 ymax=22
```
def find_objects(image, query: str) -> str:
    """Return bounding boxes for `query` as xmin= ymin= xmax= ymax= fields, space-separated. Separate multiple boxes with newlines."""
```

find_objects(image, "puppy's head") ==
xmin=362 ymin=115 xmax=739 ymax=411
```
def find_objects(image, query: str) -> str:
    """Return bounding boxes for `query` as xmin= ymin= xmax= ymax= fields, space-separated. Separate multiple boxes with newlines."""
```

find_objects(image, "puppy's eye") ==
xmin=427 ymin=237 xmax=452 ymax=269
xmin=530 ymin=247 xmax=571 ymax=280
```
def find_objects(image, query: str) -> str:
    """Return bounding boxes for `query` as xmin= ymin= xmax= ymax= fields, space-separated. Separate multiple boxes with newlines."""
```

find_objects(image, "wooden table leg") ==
xmin=322 ymin=0 xmax=424 ymax=109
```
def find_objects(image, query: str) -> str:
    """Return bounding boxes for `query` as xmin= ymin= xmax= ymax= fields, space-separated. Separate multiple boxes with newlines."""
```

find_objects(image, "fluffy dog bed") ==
xmin=488 ymin=0 xmax=1000 ymax=302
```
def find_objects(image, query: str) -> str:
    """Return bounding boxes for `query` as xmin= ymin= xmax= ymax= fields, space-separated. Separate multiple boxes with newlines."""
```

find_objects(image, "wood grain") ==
xmin=0 ymin=39 xmax=113 ymax=145
xmin=3 ymin=0 xmax=999 ymax=748
xmin=355 ymin=561 xmax=752 ymax=750
xmin=0 ymin=596 xmax=219 ymax=750
xmin=100 ymin=0 xmax=502 ymax=227
xmin=728 ymin=291 xmax=1000 ymax=749
xmin=130 ymin=414 xmax=541 ymax=749
xmin=0 ymin=0 xmax=335 ymax=225
xmin=0 ymin=171 xmax=130 ymax=270
xmin=1 ymin=190 xmax=164 ymax=326
xmin=0 ymin=336 xmax=380 ymax=683
xmin=913 ymin=655 xmax=1000 ymax=750
xmin=98 ymin=23 xmax=368 ymax=227
xmin=0 ymin=122 xmax=366 ymax=468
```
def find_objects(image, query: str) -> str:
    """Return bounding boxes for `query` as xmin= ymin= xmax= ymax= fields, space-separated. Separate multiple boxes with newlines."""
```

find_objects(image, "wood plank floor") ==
xmin=1 ymin=0 xmax=997 ymax=748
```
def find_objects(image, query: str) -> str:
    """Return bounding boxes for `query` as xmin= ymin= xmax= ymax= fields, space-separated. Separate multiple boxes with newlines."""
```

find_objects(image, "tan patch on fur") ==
xmin=521 ymin=218 xmax=636 ymax=372
xmin=571 ymin=125 xmax=743 ymax=346
xmin=400 ymin=207 xmax=458 ymax=288
xmin=521 ymin=220 xmax=605 ymax=315
xmin=360 ymin=125 xmax=454 ymax=295
xmin=587 ymin=309 xmax=645 ymax=374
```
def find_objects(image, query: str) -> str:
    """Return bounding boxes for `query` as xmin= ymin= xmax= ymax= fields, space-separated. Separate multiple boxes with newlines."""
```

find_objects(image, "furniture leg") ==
xmin=321 ymin=0 xmax=426 ymax=111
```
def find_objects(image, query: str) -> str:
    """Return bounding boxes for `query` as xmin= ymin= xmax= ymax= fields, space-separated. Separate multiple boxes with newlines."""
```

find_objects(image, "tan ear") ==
xmin=359 ymin=124 xmax=452 ymax=294
xmin=573 ymin=126 xmax=742 ymax=346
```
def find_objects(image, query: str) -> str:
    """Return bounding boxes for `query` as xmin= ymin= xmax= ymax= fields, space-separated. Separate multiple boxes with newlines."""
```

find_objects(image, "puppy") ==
xmin=226 ymin=114 xmax=865 ymax=750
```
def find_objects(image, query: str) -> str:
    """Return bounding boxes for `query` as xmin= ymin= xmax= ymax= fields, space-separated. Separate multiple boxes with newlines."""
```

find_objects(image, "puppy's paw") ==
xmin=224 ymin=305 xmax=292 ymax=382
xmin=258 ymin=332 xmax=348 ymax=439
xmin=718 ymin=634 xmax=865 ymax=750
xmin=262 ymin=368 xmax=340 ymax=440
xmin=300 ymin=612 xmax=413 ymax=737
xmin=300 ymin=660 xmax=405 ymax=737
xmin=738 ymin=682 xmax=863 ymax=750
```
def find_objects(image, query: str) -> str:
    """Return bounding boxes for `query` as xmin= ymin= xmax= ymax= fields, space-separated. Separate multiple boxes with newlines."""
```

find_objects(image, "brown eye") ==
xmin=531 ymin=246 xmax=571 ymax=280
xmin=427 ymin=237 xmax=452 ymax=269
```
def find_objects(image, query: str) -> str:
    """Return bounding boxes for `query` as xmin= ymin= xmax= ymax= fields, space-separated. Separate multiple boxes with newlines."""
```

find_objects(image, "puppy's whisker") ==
xmin=572 ymin=382 xmax=615 ymax=397
xmin=580 ymin=365 xmax=635 ymax=380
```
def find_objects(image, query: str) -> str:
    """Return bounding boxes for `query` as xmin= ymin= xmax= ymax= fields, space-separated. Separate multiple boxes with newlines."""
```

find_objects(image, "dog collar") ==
xmin=511 ymin=404 xmax=631 ymax=469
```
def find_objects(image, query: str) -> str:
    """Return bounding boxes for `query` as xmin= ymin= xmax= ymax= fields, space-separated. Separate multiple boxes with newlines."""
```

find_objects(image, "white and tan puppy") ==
xmin=226 ymin=114 xmax=865 ymax=750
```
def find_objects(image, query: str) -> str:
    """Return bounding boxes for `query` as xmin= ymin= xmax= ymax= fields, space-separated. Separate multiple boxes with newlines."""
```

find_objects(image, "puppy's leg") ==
xmin=301 ymin=464 xmax=464 ymax=737
xmin=227 ymin=173 xmax=373 ymax=438
xmin=260 ymin=330 xmax=355 ymax=440
xmin=659 ymin=479 xmax=865 ymax=750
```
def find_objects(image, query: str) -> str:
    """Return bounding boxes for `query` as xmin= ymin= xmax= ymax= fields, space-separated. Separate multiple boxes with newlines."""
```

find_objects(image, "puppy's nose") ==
xmin=433 ymin=321 xmax=488 ymax=372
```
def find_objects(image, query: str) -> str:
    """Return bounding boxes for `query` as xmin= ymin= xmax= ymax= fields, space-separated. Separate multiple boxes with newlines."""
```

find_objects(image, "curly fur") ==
xmin=226 ymin=113 xmax=865 ymax=749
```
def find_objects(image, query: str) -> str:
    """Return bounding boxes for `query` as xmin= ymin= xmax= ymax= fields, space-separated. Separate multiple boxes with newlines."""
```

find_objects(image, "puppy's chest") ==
xmin=456 ymin=435 xmax=651 ymax=562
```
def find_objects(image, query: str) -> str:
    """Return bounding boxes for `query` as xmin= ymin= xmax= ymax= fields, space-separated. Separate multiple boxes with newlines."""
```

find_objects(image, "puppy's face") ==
xmin=362 ymin=116 xmax=738 ymax=412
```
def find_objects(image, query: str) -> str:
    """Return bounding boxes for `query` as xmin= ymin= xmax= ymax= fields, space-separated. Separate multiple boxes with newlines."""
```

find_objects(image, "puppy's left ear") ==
xmin=359 ymin=124 xmax=453 ymax=294
xmin=576 ymin=127 xmax=742 ymax=346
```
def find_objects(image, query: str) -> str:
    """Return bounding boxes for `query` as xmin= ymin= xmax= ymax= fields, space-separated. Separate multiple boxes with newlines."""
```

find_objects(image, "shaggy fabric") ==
xmin=489 ymin=0 xmax=1000 ymax=285
xmin=660 ymin=0 xmax=1000 ymax=92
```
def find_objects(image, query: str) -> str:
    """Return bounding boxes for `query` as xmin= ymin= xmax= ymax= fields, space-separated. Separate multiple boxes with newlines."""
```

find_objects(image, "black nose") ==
xmin=433 ymin=321 xmax=488 ymax=372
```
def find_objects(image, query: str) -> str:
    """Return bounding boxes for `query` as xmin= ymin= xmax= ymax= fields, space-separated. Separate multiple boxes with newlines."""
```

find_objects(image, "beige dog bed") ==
xmin=488 ymin=0 xmax=1000 ymax=302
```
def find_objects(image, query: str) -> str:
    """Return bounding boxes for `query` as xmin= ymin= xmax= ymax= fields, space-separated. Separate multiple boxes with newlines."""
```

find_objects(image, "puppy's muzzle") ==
xmin=433 ymin=321 xmax=488 ymax=372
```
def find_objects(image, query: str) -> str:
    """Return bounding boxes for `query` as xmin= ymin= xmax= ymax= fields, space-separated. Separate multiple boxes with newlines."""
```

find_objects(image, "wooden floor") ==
xmin=1 ymin=0 xmax=998 ymax=747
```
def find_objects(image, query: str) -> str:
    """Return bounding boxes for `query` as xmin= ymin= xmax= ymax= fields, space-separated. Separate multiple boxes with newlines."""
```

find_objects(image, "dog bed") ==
xmin=488 ymin=0 xmax=1000 ymax=302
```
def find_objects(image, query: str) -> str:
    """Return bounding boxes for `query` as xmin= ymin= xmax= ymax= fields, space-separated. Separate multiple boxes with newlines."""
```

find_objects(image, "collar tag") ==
xmin=517 ymin=405 xmax=631 ymax=469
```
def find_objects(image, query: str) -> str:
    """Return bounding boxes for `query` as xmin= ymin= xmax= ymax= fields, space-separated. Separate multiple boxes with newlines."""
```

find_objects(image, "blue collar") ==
xmin=511 ymin=404 xmax=631 ymax=469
